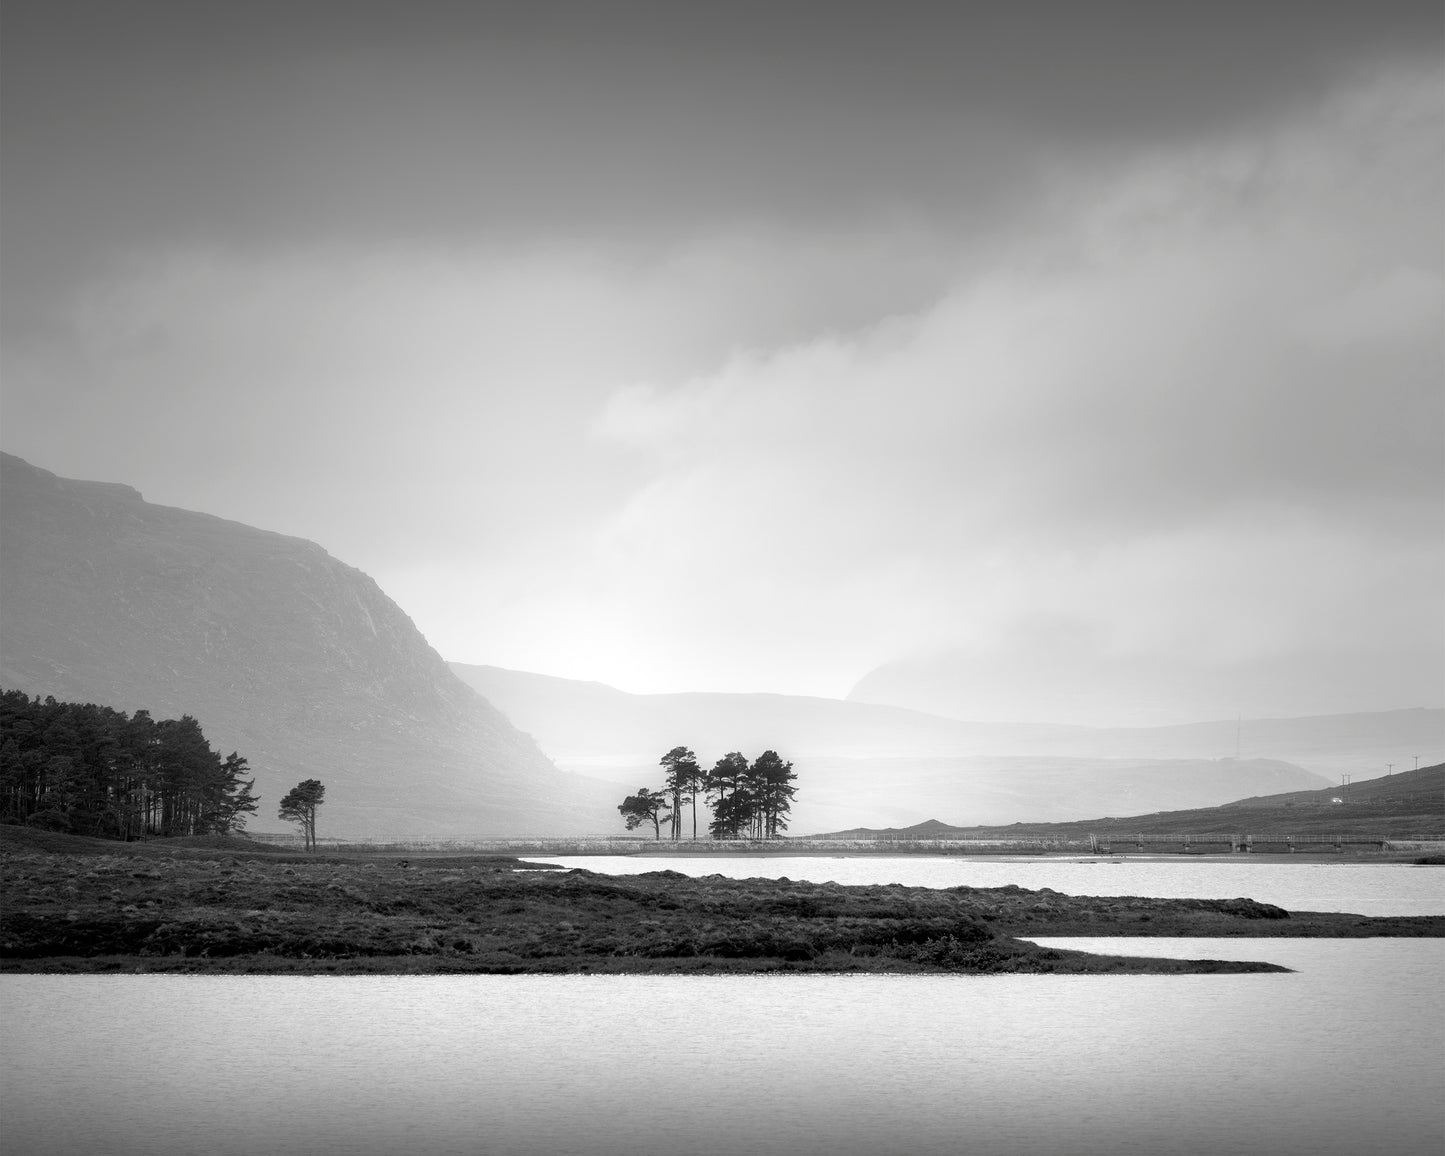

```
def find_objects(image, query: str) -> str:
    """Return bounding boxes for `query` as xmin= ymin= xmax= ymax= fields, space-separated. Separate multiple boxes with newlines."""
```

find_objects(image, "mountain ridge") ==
xmin=451 ymin=662 xmax=1440 ymax=776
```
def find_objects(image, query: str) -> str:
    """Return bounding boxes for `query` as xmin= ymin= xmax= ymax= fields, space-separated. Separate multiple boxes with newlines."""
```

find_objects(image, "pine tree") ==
xmin=751 ymin=750 xmax=798 ymax=838
xmin=278 ymin=779 xmax=326 ymax=851
xmin=0 ymin=689 xmax=263 ymax=839
xmin=660 ymin=746 xmax=701 ymax=841
xmin=705 ymin=752 xmax=751 ymax=839
xmin=617 ymin=787 xmax=672 ymax=839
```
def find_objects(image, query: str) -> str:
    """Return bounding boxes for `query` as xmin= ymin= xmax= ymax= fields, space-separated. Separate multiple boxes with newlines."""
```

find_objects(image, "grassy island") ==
xmin=2 ymin=828 xmax=1439 ymax=975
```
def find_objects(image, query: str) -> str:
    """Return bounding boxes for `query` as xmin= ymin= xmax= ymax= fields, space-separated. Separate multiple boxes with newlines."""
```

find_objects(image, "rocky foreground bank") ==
xmin=2 ymin=833 xmax=1439 ymax=975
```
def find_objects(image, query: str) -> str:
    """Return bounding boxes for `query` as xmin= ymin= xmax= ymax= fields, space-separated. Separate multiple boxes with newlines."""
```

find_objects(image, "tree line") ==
xmin=0 ymin=689 xmax=258 ymax=837
xmin=619 ymin=746 xmax=798 ymax=840
xmin=0 ymin=689 xmax=324 ymax=845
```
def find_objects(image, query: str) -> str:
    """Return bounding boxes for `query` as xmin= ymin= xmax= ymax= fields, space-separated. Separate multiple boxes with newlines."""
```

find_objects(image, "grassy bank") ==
xmin=2 ymin=828 xmax=1439 ymax=976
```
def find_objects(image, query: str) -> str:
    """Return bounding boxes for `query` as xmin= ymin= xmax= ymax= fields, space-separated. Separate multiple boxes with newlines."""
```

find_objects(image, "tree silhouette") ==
xmin=0 ymin=690 xmax=260 ymax=839
xmin=660 ymin=746 xmax=701 ymax=840
xmin=278 ymin=779 xmax=325 ymax=851
xmin=213 ymin=753 xmax=259 ymax=833
xmin=751 ymin=750 xmax=798 ymax=838
xmin=618 ymin=787 xmax=671 ymax=840
xmin=620 ymin=748 xmax=799 ymax=841
xmin=704 ymin=752 xmax=750 ymax=839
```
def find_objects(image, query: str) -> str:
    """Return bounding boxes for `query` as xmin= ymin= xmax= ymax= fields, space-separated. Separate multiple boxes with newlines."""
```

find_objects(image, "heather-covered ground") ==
xmin=2 ymin=828 xmax=1438 ymax=975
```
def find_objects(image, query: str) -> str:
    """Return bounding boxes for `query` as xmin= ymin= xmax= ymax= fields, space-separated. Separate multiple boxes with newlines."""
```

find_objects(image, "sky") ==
xmin=2 ymin=1 xmax=1442 ymax=725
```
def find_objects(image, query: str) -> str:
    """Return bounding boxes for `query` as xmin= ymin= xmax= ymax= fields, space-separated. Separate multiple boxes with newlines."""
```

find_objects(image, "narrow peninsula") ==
xmin=4 ymin=829 xmax=1439 ymax=976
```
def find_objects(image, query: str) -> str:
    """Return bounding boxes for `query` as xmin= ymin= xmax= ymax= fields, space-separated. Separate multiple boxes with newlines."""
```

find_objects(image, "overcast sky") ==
xmin=3 ymin=2 xmax=1441 ymax=724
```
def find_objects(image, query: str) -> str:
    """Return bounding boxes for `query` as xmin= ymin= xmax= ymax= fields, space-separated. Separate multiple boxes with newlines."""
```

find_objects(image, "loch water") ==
xmin=522 ymin=854 xmax=1445 ymax=916
xmin=3 ymin=860 xmax=1441 ymax=1156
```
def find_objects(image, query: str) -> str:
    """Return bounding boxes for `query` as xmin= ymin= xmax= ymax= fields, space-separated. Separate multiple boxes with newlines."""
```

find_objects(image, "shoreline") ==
xmin=4 ymin=833 xmax=1440 ymax=977
xmin=240 ymin=836 xmax=1444 ymax=863
xmin=616 ymin=849 xmax=1439 ymax=863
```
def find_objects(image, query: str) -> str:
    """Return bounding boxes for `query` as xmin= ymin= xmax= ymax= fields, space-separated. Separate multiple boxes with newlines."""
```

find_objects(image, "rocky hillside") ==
xmin=0 ymin=454 xmax=613 ymax=835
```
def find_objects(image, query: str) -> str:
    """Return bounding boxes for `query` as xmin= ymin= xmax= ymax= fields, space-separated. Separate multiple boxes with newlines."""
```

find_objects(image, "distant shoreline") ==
xmin=242 ymin=832 xmax=1439 ymax=855
xmin=243 ymin=837 xmax=1443 ymax=864
xmin=3 ymin=827 xmax=1440 ymax=976
xmin=620 ymin=847 xmax=1441 ymax=862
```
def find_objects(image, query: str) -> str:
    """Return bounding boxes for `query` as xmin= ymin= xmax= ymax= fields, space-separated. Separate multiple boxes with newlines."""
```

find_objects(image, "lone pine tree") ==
xmin=278 ymin=779 xmax=325 ymax=851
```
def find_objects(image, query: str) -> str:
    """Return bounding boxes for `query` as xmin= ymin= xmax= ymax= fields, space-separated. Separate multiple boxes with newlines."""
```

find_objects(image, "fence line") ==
xmin=243 ymin=832 xmax=1444 ymax=854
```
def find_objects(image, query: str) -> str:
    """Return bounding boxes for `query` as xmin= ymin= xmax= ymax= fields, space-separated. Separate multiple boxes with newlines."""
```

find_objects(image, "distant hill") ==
xmin=824 ymin=764 xmax=1444 ymax=840
xmin=846 ymin=640 xmax=1443 ymax=735
xmin=448 ymin=664 xmax=1384 ymax=832
xmin=0 ymin=454 xmax=614 ymax=835
xmin=1048 ymin=710 xmax=1445 ymax=779
xmin=1225 ymin=763 xmax=1445 ymax=810
xmin=448 ymin=663 xmax=1088 ymax=762
xmin=453 ymin=664 xmax=1440 ymax=777
xmin=773 ymin=755 xmax=1332 ymax=834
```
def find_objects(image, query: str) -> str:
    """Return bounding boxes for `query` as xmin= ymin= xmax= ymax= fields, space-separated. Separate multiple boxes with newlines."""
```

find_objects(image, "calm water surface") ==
xmin=524 ymin=855 xmax=1445 ymax=915
xmin=4 ymin=861 xmax=1441 ymax=1156
xmin=3 ymin=942 xmax=1441 ymax=1156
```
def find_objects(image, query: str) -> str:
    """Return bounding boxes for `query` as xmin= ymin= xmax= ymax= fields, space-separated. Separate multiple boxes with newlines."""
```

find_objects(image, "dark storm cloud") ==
xmin=4 ymin=1 xmax=1441 ymax=327
xmin=1 ymin=1 xmax=1440 ymax=714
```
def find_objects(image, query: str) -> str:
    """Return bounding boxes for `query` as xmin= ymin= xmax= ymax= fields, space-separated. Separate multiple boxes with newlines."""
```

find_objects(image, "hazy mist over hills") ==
xmin=1 ymin=6 xmax=1440 ymax=837
xmin=450 ymin=663 xmax=1087 ymax=763
xmin=0 ymin=453 xmax=615 ymax=835
xmin=846 ymin=637 xmax=1443 ymax=729
xmin=3 ymin=5 xmax=1439 ymax=716
xmin=0 ymin=450 xmax=1435 ymax=837
xmin=451 ymin=663 xmax=1441 ymax=832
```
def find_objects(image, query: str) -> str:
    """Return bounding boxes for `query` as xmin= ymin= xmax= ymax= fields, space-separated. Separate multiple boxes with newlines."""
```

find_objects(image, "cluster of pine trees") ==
xmin=619 ymin=746 xmax=798 ymax=840
xmin=0 ymin=689 xmax=258 ymax=838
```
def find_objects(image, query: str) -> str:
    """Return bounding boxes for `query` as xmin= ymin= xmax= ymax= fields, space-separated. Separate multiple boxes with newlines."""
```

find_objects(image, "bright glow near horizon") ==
xmin=2 ymin=4 xmax=1441 ymax=725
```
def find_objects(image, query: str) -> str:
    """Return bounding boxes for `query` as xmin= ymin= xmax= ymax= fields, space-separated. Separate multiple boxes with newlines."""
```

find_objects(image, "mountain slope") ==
xmin=824 ymin=764 xmax=1445 ymax=840
xmin=780 ymin=756 xmax=1333 ymax=834
xmin=0 ymin=454 xmax=613 ymax=835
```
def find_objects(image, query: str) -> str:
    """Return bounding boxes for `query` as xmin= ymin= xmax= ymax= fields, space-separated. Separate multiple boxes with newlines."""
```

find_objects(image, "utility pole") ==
xmin=1415 ymin=755 xmax=1421 ymax=771
xmin=1387 ymin=763 xmax=1394 ymax=776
